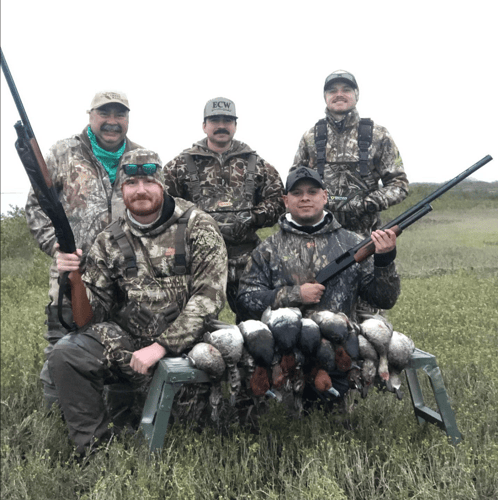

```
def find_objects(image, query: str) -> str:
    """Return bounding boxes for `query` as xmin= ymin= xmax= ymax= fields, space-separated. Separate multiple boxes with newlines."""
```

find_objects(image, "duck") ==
xmin=387 ymin=330 xmax=415 ymax=373
xmin=310 ymin=338 xmax=341 ymax=397
xmin=204 ymin=325 xmax=244 ymax=405
xmin=298 ymin=318 xmax=321 ymax=358
xmin=261 ymin=307 xmax=304 ymax=395
xmin=261 ymin=307 xmax=302 ymax=354
xmin=343 ymin=325 xmax=360 ymax=361
xmin=238 ymin=320 xmax=275 ymax=397
xmin=358 ymin=334 xmax=378 ymax=398
xmin=310 ymin=310 xmax=349 ymax=344
xmin=385 ymin=330 xmax=415 ymax=400
xmin=313 ymin=368 xmax=341 ymax=398
xmin=360 ymin=317 xmax=393 ymax=381
xmin=316 ymin=338 xmax=336 ymax=373
xmin=188 ymin=342 xmax=226 ymax=380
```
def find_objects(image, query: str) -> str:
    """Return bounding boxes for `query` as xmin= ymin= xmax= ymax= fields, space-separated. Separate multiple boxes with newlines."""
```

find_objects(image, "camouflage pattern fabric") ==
xmin=163 ymin=138 xmax=285 ymax=284
xmin=25 ymin=128 xmax=143 ymax=313
xmin=47 ymin=201 xmax=227 ymax=451
xmin=237 ymin=212 xmax=400 ymax=324
xmin=83 ymin=198 xmax=228 ymax=355
xmin=291 ymin=109 xmax=409 ymax=236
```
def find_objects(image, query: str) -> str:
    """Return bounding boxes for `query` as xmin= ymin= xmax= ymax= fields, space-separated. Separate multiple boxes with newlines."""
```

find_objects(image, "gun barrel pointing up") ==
xmin=382 ymin=155 xmax=492 ymax=232
xmin=315 ymin=155 xmax=493 ymax=285
xmin=0 ymin=47 xmax=34 ymax=138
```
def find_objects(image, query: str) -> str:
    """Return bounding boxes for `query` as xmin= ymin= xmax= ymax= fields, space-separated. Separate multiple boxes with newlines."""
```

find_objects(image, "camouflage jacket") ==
xmin=163 ymin=138 xmax=285 ymax=262
xmin=83 ymin=198 xmax=228 ymax=355
xmin=291 ymin=109 xmax=409 ymax=235
xmin=25 ymin=128 xmax=142 ymax=307
xmin=237 ymin=212 xmax=400 ymax=322
xmin=26 ymin=128 xmax=142 ymax=259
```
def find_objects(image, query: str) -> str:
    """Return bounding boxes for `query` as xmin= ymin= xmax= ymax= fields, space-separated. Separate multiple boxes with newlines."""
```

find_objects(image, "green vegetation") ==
xmin=2 ymin=186 xmax=498 ymax=499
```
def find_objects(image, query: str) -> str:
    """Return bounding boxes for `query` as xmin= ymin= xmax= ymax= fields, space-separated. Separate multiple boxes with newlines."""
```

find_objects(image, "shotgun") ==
xmin=1 ymin=48 xmax=92 ymax=329
xmin=315 ymin=155 xmax=493 ymax=284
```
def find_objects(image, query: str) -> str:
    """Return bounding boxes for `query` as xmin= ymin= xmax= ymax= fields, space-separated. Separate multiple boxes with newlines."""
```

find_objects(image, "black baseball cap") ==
xmin=285 ymin=167 xmax=325 ymax=193
xmin=324 ymin=70 xmax=358 ymax=92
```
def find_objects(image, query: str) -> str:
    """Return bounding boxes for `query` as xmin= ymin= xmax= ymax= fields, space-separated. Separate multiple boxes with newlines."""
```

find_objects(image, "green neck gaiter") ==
xmin=87 ymin=126 xmax=126 ymax=184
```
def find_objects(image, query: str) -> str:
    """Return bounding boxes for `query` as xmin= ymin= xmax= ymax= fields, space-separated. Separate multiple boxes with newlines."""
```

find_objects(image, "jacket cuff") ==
xmin=252 ymin=211 xmax=266 ymax=227
xmin=374 ymin=248 xmax=396 ymax=267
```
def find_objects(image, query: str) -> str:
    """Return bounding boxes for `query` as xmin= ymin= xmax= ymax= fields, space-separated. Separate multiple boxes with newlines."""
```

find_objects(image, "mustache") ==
xmin=214 ymin=128 xmax=230 ymax=135
xmin=101 ymin=124 xmax=122 ymax=133
xmin=130 ymin=193 xmax=152 ymax=201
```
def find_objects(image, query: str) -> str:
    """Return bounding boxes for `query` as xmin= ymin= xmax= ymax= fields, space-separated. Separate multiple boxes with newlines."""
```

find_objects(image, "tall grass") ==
xmin=1 ymin=190 xmax=498 ymax=499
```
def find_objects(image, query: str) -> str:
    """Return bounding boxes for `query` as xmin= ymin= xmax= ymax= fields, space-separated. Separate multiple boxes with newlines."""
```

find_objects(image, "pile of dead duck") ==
xmin=189 ymin=307 xmax=415 ymax=404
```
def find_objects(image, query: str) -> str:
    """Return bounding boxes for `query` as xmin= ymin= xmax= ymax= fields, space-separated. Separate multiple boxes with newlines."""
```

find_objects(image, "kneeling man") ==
xmin=237 ymin=167 xmax=400 ymax=399
xmin=50 ymin=149 xmax=227 ymax=454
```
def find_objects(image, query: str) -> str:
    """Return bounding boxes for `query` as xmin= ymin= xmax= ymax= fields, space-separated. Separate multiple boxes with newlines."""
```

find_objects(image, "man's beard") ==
xmin=126 ymin=195 xmax=163 ymax=216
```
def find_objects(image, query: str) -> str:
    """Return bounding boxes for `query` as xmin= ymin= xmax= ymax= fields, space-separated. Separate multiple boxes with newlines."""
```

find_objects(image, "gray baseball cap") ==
xmin=324 ymin=70 xmax=358 ymax=92
xmin=89 ymin=91 xmax=130 ymax=111
xmin=204 ymin=97 xmax=238 ymax=119
xmin=285 ymin=167 xmax=325 ymax=193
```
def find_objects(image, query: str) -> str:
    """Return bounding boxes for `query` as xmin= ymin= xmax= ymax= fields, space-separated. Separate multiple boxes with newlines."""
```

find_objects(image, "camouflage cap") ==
xmin=89 ymin=91 xmax=130 ymax=111
xmin=119 ymin=149 xmax=165 ymax=189
xmin=324 ymin=70 xmax=358 ymax=92
xmin=204 ymin=97 xmax=238 ymax=119
xmin=285 ymin=167 xmax=325 ymax=193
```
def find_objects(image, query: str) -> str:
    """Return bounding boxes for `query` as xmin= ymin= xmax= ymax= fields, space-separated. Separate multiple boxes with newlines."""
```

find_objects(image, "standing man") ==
xmin=291 ymin=70 xmax=409 ymax=237
xmin=237 ymin=167 xmax=400 ymax=398
xmin=163 ymin=97 xmax=285 ymax=321
xmin=50 ymin=149 xmax=227 ymax=454
xmin=25 ymin=91 xmax=143 ymax=409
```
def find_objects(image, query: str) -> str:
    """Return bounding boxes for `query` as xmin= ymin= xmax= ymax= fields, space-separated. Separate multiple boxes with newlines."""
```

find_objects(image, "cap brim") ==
xmin=324 ymin=78 xmax=358 ymax=91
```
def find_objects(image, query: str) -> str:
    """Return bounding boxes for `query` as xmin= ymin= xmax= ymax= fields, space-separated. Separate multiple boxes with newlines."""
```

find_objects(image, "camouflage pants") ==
xmin=40 ymin=303 xmax=75 ymax=410
xmin=48 ymin=321 xmax=151 ymax=453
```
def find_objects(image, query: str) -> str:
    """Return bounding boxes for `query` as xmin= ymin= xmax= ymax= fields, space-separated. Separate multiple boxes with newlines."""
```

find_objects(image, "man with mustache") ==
xmin=291 ymin=71 xmax=408 ymax=322
xmin=291 ymin=70 xmax=409 ymax=238
xmin=25 ymin=91 xmax=143 ymax=410
xmin=49 ymin=149 xmax=227 ymax=454
xmin=164 ymin=97 xmax=285 ymax=322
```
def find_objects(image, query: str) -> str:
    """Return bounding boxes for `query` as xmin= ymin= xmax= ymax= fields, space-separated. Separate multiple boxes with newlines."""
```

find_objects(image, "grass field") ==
xmin=1 ymin=188 xmax=497 ymax=500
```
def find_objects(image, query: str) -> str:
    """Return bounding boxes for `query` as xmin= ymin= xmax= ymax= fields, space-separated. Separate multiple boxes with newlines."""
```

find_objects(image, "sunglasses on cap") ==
xmin=121 ymin=163 xmax=160 ymax=176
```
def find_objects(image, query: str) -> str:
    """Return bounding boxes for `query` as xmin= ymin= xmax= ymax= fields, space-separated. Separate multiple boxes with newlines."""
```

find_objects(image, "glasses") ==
xmin=122 ymin=163 xmax=160 ymax=176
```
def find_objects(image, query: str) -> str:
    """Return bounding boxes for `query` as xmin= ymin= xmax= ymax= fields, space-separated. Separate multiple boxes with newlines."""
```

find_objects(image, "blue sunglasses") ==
xmin=122 ymin=163 xmax=160 ymax=176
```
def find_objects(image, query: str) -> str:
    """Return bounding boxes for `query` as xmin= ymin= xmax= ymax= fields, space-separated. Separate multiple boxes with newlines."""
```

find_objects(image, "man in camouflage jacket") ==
xmin=291 ymin=70 xmax=409 ymax=237
xmin=237 ymin=167 xmax=400 ymax=398
xmin=50 ymin=149 xmax=227 ymax=453
xmin=25 ymin=91 xmax=143 ymax=408
xmin=163 ymin=97 xmax=285 ymax=320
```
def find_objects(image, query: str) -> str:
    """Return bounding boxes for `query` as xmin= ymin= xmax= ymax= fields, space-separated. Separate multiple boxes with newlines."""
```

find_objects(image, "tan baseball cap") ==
xmin=204 ymin=97 xmax=237 ymax=119
xmin=89 ymin=91 xmax=130 ymax=111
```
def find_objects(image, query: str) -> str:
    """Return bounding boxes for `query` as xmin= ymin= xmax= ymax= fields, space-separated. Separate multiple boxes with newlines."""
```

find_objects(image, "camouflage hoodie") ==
xmin=163 ymin=138 xmax=285 ymax=280
xmin=237 ymin=212 xmax=400 ymax=322
xmin=25 ymin=128 xmax=142 ymax=307
xmin=83 ymin=198 xmax=228 ymax=355
xmin=291 ymin=109 xmax=409 ymax=235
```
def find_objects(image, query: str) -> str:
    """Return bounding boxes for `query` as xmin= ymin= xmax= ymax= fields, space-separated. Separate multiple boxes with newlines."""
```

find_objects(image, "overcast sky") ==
xmin=1 ymin=0 xmax=496 ymax=214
